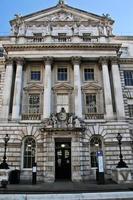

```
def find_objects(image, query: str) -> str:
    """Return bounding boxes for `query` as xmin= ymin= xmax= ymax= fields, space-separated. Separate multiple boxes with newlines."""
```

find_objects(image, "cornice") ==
xmin=119 ymin=58 xmax=133 ymax=64
xmin=3 ymin=43 xmax=121 ymax=52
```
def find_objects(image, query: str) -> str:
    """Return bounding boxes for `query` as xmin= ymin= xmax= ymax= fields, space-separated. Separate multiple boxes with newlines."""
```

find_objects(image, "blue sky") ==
xmin=0 ymin=0 xmax=132 ymax=36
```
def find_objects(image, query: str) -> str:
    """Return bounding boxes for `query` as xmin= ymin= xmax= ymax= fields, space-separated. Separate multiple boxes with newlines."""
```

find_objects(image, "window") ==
xmin=33 ymin=33 xmax=42 ymax=37
xmin=128 ymin=104 xmax=133 ymax=117
xmin=57 ymin=67 xmax=68 ymax=81
xmin=57 ymin=94 xmax=69 ymax=113
xmin=28 ymin=94 xmax=40 ymax=113
xmin=86 ymin=94 xmax=97 ymax=113
xmin=84 ymin=68 xmax=94 ymax=81
xmin=90 ymin=136 xmax=102 ymax=168
xmin=58 ymin=33 xmax=67 ymax=42
xmin=30 ymin=66 xmax=41 ymax=81
xmin=23 ymin=137 xmax=36 ymax=168
xmin=124 ymin=71 xmax=133 ymax=86
xmin=83 ymin=33 xmax=91 ymax=42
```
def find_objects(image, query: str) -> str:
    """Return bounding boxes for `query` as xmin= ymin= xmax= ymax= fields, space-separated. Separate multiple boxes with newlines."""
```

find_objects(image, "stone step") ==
xmin=1 ymin=192 xmax=133 ymax=200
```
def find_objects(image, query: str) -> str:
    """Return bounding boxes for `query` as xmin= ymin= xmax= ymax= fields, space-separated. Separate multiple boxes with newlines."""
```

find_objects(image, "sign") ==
xmin=97 ymin=150 xmax=104 ymax=173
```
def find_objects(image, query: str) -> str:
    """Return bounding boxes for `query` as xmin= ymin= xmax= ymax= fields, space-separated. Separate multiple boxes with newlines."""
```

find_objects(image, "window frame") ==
xmin=28 ymin=64 xmax=42 ymax=83
xmin=56 ymin=93 xmax=69 ymax=113
xmin=85 ymin=93 xmax=97 ymax=114
xmin=83 ymin=67 xmax=95 ymax=82
xmin=124 ymin=70 xmax=133 ymax=87
xmin=21 ymin=137 xmax=36 ymax=170
xmin=90 ymin=136 xmax=103 ymax=168
xmin=28 ymin=93 xmax=41 ymax=114
xmin=56 ymin=66 xmax=69 ymax=82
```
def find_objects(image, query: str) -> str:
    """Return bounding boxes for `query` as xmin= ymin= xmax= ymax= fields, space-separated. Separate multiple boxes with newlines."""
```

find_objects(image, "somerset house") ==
xmin=0 ymin=0 xmax=133 ymax=183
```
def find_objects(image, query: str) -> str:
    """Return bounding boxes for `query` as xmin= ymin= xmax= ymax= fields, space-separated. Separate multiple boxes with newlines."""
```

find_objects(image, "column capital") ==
xmin=15 ymin=57 xmax=25 ymax=65
xmin=110 ymin=57 xmax=119 ymax=65
xmin=71 ymin=56 xmax=81 ymax=65
xmin=5 ymin=57 xmax=14 ymax=65
xmin=43 ymin=56 xmax=53 ymax=65
xmin=99 ymin=56 xmax=108 ymax=65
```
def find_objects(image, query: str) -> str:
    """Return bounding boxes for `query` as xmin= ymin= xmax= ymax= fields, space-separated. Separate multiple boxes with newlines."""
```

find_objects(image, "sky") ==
xmin=0 ymin=0 xmax=133 ymax=36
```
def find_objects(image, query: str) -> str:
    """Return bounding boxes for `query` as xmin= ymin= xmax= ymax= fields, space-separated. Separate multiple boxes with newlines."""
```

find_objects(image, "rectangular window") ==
xmin=28 ymin=94 xmax=40 ymax=113
xmin=57 ymin=68 xmax=68 ymax=81
xmin=86 ymin=94 xmax=97 ymax=113
xmin=84 ymin=68 xmax=94 ymax=81
xmin=124 ymin=71 xmax=133 ymax=86
xmin=83 ymin=33 xmax=91 ymax=42
xmin=128 ymin=104 xmax=133 ymax=117
xmin=57 ymin=94 xmax=69 ymax=113
xmin=30 ymin=66 xmax=41 ymax=81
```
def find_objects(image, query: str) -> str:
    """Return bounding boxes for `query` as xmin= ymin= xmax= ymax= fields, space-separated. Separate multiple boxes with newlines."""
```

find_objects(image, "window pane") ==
xmin=31 ymin=66 xmax=41 ymax=81
xmin=23 ymin=137 xmax=36 ymax=168
xmin=57 ymin=94 xmax=69 ymax=112
xmin=57 ymin=68 xmax=67 ymax=81
xmin=29 ymin=94 xmax=40 ymax=113
xmin=86 ymin=94 xmax=97 ymax=113
xmin=128 ymin=104 xmax=133 ymax=117
xmin=90 ymin=136 xmax=102 ymax=168
xmin=84 ymin=68 xmax=94 ymax=81
xmin=124 ymin=71 xmax=133 ymax=86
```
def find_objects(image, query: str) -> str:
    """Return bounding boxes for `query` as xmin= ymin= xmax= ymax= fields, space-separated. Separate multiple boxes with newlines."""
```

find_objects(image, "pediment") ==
xmin=52 ymin=83 xmax=73 ymax=91
xmin=10 ymin=3 xmax=113 ymax=26
xmin=81 ymin=82 xmax=102 ymax=91
xmin=23 ymin=83 xmax=44 ymax=91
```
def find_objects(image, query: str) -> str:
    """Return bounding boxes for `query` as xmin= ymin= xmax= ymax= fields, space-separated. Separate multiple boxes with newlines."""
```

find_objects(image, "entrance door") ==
xmin=55 ymin=141 xmax=71 ymax=180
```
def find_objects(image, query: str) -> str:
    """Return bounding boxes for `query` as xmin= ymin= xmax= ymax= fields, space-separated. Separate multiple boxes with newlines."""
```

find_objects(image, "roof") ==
xmin=10 ymin=2 xmax=114 ymax=25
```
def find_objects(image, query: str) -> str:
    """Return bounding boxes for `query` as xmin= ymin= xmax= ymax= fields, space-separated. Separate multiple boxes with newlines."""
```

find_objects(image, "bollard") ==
xmin=32 ymin=162 xmax=37 ymax=185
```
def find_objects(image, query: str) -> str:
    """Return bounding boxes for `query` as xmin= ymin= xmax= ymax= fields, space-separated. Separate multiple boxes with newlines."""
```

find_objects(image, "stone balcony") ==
xmin=85 ymin=113 xmax=104 ymax=120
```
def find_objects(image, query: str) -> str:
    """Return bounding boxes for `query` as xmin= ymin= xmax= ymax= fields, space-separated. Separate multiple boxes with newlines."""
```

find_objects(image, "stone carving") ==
xmin=105 ymin=23 xmax=112 ymax=36
xmin=98 ymin=23 xmax=104 ymax=36
xmin=41 ymin=108 xmax=85 ymax=130
xmin=51 ymin=12 xmax=74 ymax=21
xmin=12 ymin=14 xmax=26 ymax=36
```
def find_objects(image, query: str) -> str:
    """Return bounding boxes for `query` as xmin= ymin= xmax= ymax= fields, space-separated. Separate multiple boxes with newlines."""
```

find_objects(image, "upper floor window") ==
xmin=58 ymin=33 xmax=67 ymax=42
xmin=57 ymin=67 xmax=68 ymax=81
xmin=83 ymin=33 xmax=91 ymax=42
xmin=84 ymin=68 xmax=94 ymax=81
xmin=124 ymin=71 xmax=133 ymax=86
xmin=30 ymin=66 xmax=41 ymax=81
xmin=29 ymin=94 xmax=40 ymax=113
xmin=33 ymin=33 xmax=42 ymax=37
xmin=86 ymin=94 xmax=97 ymax=113
xmin=57 ymin=94 xmax=69 ymax=113
xmin=23 ymin=137 xmax=36 ymax=168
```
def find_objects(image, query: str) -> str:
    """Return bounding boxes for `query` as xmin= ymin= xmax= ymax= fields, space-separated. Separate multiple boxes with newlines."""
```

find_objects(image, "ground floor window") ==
xmin=90 ymin=136 xmax=102 ymax=168
xmin=23 ymin=137 xmax=36 ymax=168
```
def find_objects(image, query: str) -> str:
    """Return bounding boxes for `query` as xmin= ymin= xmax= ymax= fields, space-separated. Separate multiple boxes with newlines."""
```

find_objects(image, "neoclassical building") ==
xmin=0 ymin=0 xmax=133 ymax=182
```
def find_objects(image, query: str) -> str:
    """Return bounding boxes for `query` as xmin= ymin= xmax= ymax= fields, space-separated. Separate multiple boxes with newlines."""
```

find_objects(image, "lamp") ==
xmin=0 ymin=134 xmax=10 ymax=169
xmin=116 ymin=133 xmax=128 ymax=168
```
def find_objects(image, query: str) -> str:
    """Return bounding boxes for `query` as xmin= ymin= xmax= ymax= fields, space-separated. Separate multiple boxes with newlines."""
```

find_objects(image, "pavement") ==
xmin=1 ymin=180 xmax=133 ymax=199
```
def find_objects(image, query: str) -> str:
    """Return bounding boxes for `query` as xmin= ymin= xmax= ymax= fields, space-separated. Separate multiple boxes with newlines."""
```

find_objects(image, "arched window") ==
xmin=90 ymin=136 xmax=102 ymax=168
xmin=23 ymin=137 xmax=36 ymax=168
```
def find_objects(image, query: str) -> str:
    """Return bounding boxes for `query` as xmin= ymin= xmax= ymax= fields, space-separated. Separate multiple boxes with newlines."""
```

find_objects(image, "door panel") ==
xmin=55 ymin=142 xmax=71 ymax=180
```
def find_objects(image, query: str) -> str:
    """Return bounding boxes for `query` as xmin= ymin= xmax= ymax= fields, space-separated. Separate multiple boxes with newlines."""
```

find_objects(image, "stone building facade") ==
xmin=0 ymin=1 xmax=133 ymax=182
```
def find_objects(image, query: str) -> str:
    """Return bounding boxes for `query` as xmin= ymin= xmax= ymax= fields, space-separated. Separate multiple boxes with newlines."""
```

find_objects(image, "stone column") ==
xmin=100 ymin=57 xmax=113 ymax=119
xmin=72 ymin=57 xmax=82 ymax=118
xmin=111 ymin=59 xmax=125 ymax=119
xmin=43 ymin=57 xmax=52 ymax=119
xmin=1 ymin=58 xmax=14 ymax=121
xmin=12 ymin=58 xmax=24 ymax=120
